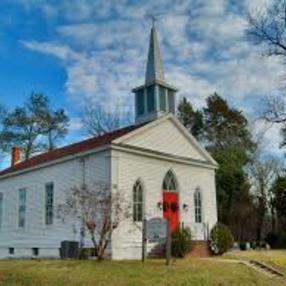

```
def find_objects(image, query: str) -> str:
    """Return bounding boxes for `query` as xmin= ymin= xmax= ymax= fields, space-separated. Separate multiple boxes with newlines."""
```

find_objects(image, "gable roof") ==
xmin=0 ymin=123 xmax=144 ymax=177
xmin=114 ymin=114 xmax=218 ymax=167
xmin=0 ymin=114 xmax=218 ymax=178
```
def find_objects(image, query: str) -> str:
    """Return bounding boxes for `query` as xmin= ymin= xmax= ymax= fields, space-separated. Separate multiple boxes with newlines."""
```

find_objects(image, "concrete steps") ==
xmin=246 ymin=260 xmax=285 ymax=279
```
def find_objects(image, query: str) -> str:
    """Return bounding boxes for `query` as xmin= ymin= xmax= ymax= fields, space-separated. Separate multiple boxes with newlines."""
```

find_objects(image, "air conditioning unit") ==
xmin=60 ymin=241 xmax=79 ymax=259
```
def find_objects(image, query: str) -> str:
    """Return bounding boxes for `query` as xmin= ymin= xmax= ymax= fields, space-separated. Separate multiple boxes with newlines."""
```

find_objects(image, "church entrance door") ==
xmin=163 ymin=192 xmax=179 ymax=233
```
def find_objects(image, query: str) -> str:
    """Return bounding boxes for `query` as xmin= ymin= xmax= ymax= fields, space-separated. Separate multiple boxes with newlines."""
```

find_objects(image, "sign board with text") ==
xmin=146 ymin=217 xmax=167 ymax=243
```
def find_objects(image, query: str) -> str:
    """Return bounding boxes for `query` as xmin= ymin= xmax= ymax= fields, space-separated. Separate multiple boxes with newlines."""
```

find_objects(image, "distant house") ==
xmin=0 ymin=24 xmax=218 ymax=260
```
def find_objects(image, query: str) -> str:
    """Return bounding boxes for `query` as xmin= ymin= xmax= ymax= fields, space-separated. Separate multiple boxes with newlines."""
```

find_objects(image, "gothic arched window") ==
xmin=133 ymin=180 xmax=144 ymax=222
xmin=162 ymin=170 xmax=177 ymax=192
xmin=194 ymin=188 xmax=202 ymax=223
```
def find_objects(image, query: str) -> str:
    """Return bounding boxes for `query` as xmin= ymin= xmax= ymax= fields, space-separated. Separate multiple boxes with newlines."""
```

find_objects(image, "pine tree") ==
xmin=0 ymin=93 xmax=69 ymax=159
xmin=177 ymin=97 xmax=203 ymax=139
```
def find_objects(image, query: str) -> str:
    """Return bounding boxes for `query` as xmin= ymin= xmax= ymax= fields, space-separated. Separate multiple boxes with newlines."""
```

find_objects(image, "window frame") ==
xmin=18 ymin=188 xmax=26 ymax=228
xmin=162 ymin=170 xmax=177 ymax=192
xmin=194 ymin=188 xmax=202 ymax=223
xmin=168 ymin=90 xmax=175 ymax=113
xmin=147 ymin=85 xmax=155 ymax=113
xmin=136 ymin=89 xmax=145 ymax=116
xmin=133 ymin=180 xmax=144 ymax=222
xmin=159 ymin=85 xmax=166 ymax=111
xmin=45 ymin=182 xmax=54 ymax=226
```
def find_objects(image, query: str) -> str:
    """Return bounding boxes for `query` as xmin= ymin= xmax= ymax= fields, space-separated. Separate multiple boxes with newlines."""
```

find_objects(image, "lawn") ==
xmin=223 ymin=250 xmax=286 ymax=275
xmin=0 ymin=257 xmax=282 ymax=286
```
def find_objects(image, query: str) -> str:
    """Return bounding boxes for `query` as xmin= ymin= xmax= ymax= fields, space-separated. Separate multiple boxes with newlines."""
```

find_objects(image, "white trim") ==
xmin=111 ymin=144 xmax=217 ymax=170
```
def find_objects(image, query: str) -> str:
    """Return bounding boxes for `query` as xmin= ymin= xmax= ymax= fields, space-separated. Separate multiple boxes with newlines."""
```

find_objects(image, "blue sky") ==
xmin=0 ymin=0 xmax=285 ymax=165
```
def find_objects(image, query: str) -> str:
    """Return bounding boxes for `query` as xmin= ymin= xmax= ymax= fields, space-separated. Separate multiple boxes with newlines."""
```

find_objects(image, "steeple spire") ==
xmin=145 ymin=22 xmax=165 ymax=84
xmin=132 ymin=22 xmax=178 ymax=124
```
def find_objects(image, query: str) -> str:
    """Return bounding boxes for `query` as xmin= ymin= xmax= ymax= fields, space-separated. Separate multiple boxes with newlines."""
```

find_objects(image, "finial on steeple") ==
xmin=150 ymin=14 xmax=157 ymax=27
xmin=145 ymin=18 xmax=165 ymax=84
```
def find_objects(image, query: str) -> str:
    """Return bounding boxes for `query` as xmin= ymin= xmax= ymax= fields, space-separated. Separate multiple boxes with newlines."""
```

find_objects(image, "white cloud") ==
xmin=19 ymin=0 xmax=286 ymax=156
xmin=20 ymin=40 xmax=84 ymax=61
xmin=251 ymin=119 xmax=285 ymax=157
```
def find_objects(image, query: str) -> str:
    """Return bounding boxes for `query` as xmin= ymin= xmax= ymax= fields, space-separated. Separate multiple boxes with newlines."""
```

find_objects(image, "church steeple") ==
xmin=145 ymin=23 xmax=165 ymax=84
xmin=132 ymin=23 xmax=178 ymax=124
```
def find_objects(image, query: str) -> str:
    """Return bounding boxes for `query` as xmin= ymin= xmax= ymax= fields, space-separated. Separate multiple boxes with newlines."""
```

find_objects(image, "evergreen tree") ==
xmin=177 ymin=97 xmax=204 ymax=138
xmin=0 ymin=93 xmax=69 ymax=159
xmin=202 ymin=93 xmax=256 ymax=238
xmin=203 ymin=93 xmax=254 ymax=151
xmin=271 ymin=176 xmax=286 ymax=229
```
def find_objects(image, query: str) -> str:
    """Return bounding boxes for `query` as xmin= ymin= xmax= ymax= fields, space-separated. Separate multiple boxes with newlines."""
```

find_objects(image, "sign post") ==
xmin=142 ymin=217 xmax=147 ymax=263
xmin=165 ymin=220 xmax=171 ymax=265
xmin=142 ymin=217 xmax=170 ymax=264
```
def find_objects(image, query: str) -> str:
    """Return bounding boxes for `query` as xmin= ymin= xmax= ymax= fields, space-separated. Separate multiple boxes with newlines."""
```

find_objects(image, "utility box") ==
xmin=60 ymin=241 xmax=79 ymax=259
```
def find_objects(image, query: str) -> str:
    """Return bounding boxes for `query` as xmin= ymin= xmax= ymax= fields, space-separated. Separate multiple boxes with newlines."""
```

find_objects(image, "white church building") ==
xmin=0 ymin=24 xmax=218 ymax=260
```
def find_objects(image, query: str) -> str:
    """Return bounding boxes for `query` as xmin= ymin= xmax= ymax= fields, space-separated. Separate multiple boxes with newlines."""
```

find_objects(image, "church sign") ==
xmin=146 ymin=217 xmax=167 ymax=242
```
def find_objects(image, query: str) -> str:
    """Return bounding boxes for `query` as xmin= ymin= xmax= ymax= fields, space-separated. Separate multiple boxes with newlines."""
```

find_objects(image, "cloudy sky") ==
xmin=0 ymin=0 xmax=285 ymax=162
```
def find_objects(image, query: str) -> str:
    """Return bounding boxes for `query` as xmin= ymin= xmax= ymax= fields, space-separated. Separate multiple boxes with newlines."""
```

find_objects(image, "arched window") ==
xmin=162 ymin=170 xmax=177 ymax=192
xmin=133 ymin=180 xmax=144 ymax=222
xmin=194 ymin=189 xmax=202 ymax=223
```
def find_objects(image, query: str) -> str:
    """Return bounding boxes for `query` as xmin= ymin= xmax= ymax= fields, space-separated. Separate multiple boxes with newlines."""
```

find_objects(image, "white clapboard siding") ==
xmin=116 ymin=117 xmax=207 ymax=161
xmin=0 ymin=150 xmax=111 ymax=258
xmin=110 ymin=148 xmax=217 ymax=260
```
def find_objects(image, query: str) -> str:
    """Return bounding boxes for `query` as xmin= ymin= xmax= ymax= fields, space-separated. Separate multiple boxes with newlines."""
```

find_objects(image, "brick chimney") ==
xmin=11 ymin=147 xmax=22 ymax=167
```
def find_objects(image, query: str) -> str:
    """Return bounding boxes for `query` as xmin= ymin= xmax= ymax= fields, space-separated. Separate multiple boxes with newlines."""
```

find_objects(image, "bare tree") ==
xmin=263 ymin=96 xmax=286 ymax=147
xmin=248 ymin=143 xmax=282 ymax=242
xmin=247 ymin=1 xmax=286 ymax=147
xmin=247 ymin=0 xmax=286 ymax=57
xmin=82 ymin=103 xmax=132 ymax=136
xmin=57 ymin=183 xmax=130 ymax=260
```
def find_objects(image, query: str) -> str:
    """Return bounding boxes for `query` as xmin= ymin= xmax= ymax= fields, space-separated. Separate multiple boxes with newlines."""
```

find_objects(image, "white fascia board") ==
xmin=169 ymin=115 xmax=218 ymax=167
xmin=111 ymin=144 xmax=218 ymax=170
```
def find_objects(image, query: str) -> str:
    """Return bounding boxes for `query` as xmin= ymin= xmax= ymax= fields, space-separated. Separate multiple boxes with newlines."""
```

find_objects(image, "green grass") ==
xmin=0 ymin=257 xmax=281 ymax=286
xmin=223 ymin=250 xmax=286 ymax=274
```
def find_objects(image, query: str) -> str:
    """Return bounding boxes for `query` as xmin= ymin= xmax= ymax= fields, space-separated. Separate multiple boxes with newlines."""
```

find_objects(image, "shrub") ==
xmin=78 ymin=248 xmax=97 ymax=259
xmin=239 ymin=242 xmax=246 ymax=251
xmin=250 ymin=241 xmax=257 ymax=250
xmin=78 ymin=248 xmax=90 ymax=260
xmin=209 ymin=223 xmax=234 ymax=255
xmin=171 ymin=227 xmax=193 ymax=258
